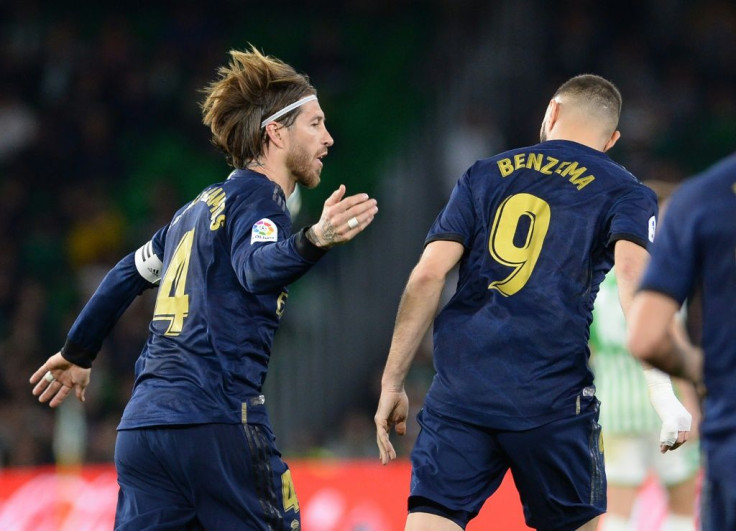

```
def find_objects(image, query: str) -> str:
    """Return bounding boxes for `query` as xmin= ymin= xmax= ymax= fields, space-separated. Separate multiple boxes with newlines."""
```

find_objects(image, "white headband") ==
xmin=260 ymin=95 xmax=318 ymax=129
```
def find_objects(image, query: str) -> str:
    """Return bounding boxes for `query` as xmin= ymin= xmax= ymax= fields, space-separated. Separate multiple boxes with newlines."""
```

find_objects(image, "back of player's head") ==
xmin=201 ymin=45 xmax=316 ymax=168
xmin=553 ymin=74 xmax=622 ymax=136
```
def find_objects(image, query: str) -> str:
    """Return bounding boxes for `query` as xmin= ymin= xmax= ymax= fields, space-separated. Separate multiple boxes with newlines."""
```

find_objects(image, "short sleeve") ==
xmin=607 ymin=185 xmax=658 ymax=250
xmin=425 ymin=169 xmax=476 ymax=248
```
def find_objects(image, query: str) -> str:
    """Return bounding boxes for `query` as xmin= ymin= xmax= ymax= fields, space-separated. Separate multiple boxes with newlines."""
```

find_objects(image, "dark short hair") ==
xmin=554 ymin=74 xmax=622 ymax=130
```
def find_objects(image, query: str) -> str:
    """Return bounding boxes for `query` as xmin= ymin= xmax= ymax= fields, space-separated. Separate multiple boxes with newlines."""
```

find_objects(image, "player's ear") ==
xmin=264 ymin=122 xmax=286 ymax=148
xmin=603 ymin=130 xmax=621 ymax=152
xmin=546 ymin=99 xmax=561 ymax=131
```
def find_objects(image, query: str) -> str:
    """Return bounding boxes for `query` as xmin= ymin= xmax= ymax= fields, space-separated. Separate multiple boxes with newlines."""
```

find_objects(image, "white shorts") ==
xmin=603 ymin=431 xmax=700 ymax=486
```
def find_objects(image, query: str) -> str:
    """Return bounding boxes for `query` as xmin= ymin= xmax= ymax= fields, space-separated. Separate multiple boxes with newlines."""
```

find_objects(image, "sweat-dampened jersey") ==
xmin=638 ymin=152 xmax=736 ymax=487
xmin=60 ymin=169 xmax=326 ymax=429
xmin=423 ymin=139 xmax=658 ymax=430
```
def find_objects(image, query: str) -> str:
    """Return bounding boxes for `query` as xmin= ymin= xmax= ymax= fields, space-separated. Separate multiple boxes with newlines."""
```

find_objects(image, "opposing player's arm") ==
xmin=614 ymin=239 xmax=692 ymax=452
xmin=375 ymin=240 xmax=463 ymax=464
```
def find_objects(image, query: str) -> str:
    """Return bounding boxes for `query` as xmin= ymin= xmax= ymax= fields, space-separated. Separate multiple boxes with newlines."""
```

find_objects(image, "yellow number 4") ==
xmin=281 ymin=470 xmax=299 ymax=512
xmin=153 ymin=229 xmax=195 ymax=335
xmin=489 ymin=193 xmax=550 ymax=296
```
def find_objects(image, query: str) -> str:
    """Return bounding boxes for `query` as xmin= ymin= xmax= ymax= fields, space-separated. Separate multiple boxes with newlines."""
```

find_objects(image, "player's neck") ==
xmin=247 ymin=158 xmax=295 ymax=198
xmin=546 ymin=126 xmax=606 ymax=152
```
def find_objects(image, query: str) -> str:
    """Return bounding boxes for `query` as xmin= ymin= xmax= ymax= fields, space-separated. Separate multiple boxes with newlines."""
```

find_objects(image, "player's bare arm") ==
xmin=612 ymin=239 xmax=649 ymax=317
xmin=375 ymin=240 xmax=463 ymax=465
xmin=628 ymin=292 xmax=704 ymax=389
xmin=614 ymin=240 xmax=692 ymax=452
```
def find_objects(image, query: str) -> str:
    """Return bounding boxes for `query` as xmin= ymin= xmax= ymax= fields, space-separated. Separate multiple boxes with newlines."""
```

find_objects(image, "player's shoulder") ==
xmin=662 ymin=156 xmax=736 ymax=229
xmin=702 ymin=150 xmax=736 ymax=177
xmin=679 ymin=152 xmax=736 ymax=200
xmin=464 ymin=144 xmax=538 ymax=181
xmin=624 ymin=176 xmax=657 ymax=201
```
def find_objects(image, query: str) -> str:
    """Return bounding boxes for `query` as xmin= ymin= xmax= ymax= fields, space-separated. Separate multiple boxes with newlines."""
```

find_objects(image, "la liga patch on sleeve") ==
xmin=251 ymin=218 xmax=278 ymax=243
xmin=648 ymin=215 xmax=656 ymax=242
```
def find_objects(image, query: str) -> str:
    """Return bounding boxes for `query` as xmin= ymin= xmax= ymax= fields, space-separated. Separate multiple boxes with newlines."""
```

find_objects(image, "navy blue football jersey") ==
xmin=639 ymin=153 xmax=736 ymax=487
xmin=423 ymin=140 xmax=657 ymax=430
xmin=62 ymin=169 xmax=325 ymax=429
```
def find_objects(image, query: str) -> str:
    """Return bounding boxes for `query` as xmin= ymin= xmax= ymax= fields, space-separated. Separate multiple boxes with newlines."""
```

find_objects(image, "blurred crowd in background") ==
xmin=0 ymin=0 xmax=734 ymax=467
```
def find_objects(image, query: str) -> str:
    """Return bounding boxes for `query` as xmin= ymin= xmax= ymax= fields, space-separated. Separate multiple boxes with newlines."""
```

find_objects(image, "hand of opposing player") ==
xmin=374 ymin=387 xmax=409 ymax=465
xmin=30 ymin=352 xmax=90 ymax=408
xmin=307 ymin=185 xmax=378 ymax=248
xmin=658 ymin=400 xmax=692 ymax=453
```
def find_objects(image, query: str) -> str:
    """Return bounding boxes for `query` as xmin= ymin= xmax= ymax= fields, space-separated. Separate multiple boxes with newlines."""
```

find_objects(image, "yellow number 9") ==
xmin=488 ymin=193 xmax=551 ymax=296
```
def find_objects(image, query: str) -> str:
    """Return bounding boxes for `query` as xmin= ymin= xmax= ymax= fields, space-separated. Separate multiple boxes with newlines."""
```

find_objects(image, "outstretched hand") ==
xmin=30 ymin=352 xmax=90 ymax=408
xmin=308 ymin=185 xmax=378 ymax=248
xmin=374 ymin=387 xmax=409 ymax=465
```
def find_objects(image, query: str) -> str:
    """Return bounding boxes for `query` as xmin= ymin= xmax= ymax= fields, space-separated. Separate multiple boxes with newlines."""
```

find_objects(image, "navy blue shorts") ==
xmin=701 ymin=471 xmax=736 ymax=531
xmin=409 ymin=401 xmax=606 ymax=531
xmin=114 ymin=423 xmax=300 ymax=530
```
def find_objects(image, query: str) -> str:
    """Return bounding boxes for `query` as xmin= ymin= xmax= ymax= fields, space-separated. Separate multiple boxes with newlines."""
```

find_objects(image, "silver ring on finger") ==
xmin=347 ymin=217 xmax=359 ymax=229
xmin=44 ymin=371 xmax=55 ymax=383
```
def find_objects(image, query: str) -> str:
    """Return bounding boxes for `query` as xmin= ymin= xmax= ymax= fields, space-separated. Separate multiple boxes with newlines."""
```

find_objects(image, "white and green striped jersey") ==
xmin=589 ymin=272 xmax=660 ymax=434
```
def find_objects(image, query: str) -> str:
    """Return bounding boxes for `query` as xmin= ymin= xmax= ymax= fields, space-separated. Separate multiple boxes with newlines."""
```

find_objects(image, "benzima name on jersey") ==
xmin=497 ymin=152 xmax=596 ymax=191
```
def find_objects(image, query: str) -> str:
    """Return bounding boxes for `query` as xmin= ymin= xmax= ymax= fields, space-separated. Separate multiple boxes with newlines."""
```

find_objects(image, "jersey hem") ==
xmin=424 ymin=233 xmax=465 ymax=247
xmin=608 ymin=232 xmax=649 ymax=250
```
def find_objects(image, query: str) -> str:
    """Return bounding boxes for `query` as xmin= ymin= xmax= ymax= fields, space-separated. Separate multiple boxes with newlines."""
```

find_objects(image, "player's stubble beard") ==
xmin=286 ymin=141 xmax=322 ymax=189
xmin=540 ymin=118 xmax=548 ymax=142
